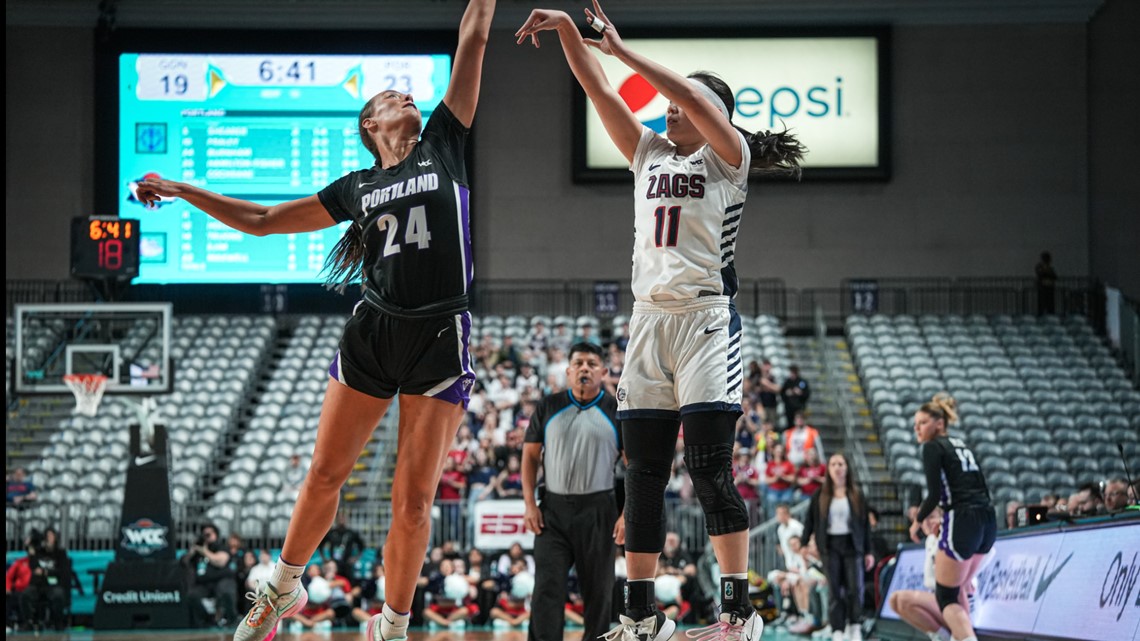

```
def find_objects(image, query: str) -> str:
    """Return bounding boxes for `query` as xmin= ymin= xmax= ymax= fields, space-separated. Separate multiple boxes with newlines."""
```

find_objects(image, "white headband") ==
xmin=688 ymin=78 xmax=731 ymax=121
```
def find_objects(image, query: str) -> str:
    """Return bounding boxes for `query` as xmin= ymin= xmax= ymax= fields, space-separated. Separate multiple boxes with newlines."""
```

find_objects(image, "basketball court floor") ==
xmin=1 ymin=625 xmax=826 ymax=641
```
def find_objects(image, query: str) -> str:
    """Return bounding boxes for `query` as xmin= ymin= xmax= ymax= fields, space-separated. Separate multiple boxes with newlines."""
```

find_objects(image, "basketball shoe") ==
xmin=233 ymin=582 xmax=307 ymax=641
xmin=366 ymin=603 xmax=410 ymax=641
xmin=684 ymin=609 xmax=763 ymax=641
xmin=602 ymin=611 xmax=676 ymax=641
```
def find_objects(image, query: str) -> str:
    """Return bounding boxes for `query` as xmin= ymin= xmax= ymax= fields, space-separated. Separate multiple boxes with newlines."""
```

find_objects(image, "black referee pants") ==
xmin=529 ymin=490 xmax=617 ymax=641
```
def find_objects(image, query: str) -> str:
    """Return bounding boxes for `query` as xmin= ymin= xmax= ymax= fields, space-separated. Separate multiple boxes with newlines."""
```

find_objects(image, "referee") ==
xmin=523 ymin=342 xmax=625 ymax=641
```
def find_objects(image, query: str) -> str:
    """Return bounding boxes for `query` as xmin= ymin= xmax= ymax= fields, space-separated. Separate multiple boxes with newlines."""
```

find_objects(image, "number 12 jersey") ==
xmin=918 ymin=435 xmax=992 ymax=521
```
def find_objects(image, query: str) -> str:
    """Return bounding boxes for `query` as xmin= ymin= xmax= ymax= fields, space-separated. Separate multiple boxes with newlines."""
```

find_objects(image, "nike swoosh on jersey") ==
xmin=437 ymin=327 xmax=450 ymax=338
xmin=704 ymin=326 xmax=724 ymax=334
xmin=358 ymin=181 xmax=378 ymax=189
xmin=418 ymin=160 xmax=433 ymax=167
xmin=134 ymin=455 xmax=157 ymax=466
xmin=648 ymin=163 xmax=661 ymax=171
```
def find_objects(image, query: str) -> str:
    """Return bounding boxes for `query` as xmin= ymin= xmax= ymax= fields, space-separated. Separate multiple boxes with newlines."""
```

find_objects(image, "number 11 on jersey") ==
xmin=654 ymin=205 xmax=681 ymax=248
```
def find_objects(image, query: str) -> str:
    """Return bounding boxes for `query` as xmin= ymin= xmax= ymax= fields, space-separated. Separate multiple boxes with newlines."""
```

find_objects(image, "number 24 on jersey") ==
xmin=376 ymin=206 xmax=432 ymax=257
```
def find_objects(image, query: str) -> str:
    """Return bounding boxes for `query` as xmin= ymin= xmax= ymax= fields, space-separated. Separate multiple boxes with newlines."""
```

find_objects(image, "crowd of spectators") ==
xmin=1000 ymin=477 xmax=1137 ymax=529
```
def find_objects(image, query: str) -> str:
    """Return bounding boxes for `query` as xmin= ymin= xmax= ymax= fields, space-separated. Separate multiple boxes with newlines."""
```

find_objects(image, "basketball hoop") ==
xmin=63 ymin=373 xmax=108 ymax=417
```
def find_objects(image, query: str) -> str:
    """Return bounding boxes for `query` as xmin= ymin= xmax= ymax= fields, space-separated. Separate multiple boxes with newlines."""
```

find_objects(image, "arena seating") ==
xmin=209 ymin=315 xmax=342 ymax=540
xmin=469 ymin=312 xmax=793 ymax=386
xmin=11 ymin=315 xmax=274 ymax=544
xmin=10 ymin=309 xmax=802 ymax=549
xmin=848 ymin=313 xmax=1140 ymax=507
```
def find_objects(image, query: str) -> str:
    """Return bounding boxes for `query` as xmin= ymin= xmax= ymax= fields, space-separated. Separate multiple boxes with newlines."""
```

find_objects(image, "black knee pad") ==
xmin=684 ymin=442 xmax=749 ymax=536
xmin=935 ymin=582 xmax=960 ymax=613
xmin=623 ymin=457 xmax=672 ymax=553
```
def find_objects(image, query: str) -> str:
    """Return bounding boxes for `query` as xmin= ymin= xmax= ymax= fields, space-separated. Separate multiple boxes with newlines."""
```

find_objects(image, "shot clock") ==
xmin=71 ymin=216 xmax=141 ymax=280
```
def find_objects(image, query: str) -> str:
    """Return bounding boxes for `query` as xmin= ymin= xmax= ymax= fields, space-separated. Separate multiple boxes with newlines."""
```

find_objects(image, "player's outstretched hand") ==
xmin=135 ymin=178 xmax=187 ymax=208
xmin=514 ymin=9 xmax=571 ymax=48
xmin=582 ymin=0 xmax=623 ymax=56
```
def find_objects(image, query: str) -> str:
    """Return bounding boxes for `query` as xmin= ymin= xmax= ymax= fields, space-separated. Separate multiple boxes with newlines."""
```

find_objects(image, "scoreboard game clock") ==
xmin=71 ymin=216 xmax=141 ymax=280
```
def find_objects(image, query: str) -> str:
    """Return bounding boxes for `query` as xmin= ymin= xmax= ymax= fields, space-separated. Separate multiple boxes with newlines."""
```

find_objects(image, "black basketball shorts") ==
xmin=939 ymin=505 xmax=997 ymax=562
xmin=328 ymin=302 xmax=475 ymax=407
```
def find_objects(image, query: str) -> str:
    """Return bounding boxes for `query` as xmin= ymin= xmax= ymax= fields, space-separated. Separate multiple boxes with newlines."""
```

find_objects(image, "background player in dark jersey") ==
xmin=909 ymin=394 xmax=995 ymax=641
xmin=521 ymin=342 xmax=624 ymax=641
xmin=515 ymin=3 xmax=803 ymax=641
xmin=136 ymin=2 xmax=496 ymax=640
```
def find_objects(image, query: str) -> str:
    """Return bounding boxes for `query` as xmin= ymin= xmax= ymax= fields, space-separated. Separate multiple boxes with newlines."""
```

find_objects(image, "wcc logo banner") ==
xmin=585 ymin=36 xmax=881 ymax=172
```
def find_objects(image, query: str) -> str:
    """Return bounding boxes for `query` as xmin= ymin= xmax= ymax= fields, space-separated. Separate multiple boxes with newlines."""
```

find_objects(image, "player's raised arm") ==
xmin=443 ymin=0 xmax=497 ymax=128
xmin=515 ymin=9 xmax=641 ymax=164
xmin=582 ymin=0 xmax=742 ymax=168
xmin=135 ymin=179 xmax=333 ymax=237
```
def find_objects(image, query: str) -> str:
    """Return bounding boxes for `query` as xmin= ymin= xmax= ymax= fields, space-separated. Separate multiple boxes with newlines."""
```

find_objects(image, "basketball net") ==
xmin=63 ymin=373 xmax=108 ymax=417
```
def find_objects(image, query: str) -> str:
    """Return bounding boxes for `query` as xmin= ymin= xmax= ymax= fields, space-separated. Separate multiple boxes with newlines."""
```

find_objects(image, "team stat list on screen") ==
xmin=119 ymin=53 xmax=451 ymax=284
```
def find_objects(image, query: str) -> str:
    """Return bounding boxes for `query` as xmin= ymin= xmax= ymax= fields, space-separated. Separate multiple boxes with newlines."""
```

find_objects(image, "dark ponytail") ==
xmin=321 ymin=95 xmax=382 ymax=293
xmin=737 ymin=125 xmax=806 ymax=180
xmin=321 ymin=222 xmax=365 ymax=293
xmin=688 ymin=71 xmax=807 ymax=180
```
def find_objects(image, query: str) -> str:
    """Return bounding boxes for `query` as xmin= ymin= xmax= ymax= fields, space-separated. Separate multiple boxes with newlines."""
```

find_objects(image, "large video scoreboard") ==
xmin=118 ymin=52 xmax=451 ymax=284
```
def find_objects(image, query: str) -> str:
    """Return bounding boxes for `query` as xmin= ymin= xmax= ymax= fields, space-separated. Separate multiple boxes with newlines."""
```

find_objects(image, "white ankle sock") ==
xmin=380 ymin=603 xmax=410 ymax=637
xmin=268 ymin=558 xmax=307 ymax=594
xmin=952 ymin=636 xmax=978 ymax=641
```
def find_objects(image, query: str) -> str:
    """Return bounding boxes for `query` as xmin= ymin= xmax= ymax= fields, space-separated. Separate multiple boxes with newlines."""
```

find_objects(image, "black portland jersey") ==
xmin=917 ymin=435 xmax=991 ymax=521
xmin=318 ymin=103 xmax=472 ymax=314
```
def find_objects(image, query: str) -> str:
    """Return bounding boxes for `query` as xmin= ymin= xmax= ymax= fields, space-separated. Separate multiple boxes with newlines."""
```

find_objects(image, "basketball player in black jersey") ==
xmin=136 ymin=2 xmax=496 ymax=640
xmin=908 ymin=394 xmax=995 ymax=641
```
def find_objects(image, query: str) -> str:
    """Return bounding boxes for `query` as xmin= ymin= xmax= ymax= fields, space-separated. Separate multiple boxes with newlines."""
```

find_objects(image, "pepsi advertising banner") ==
xmin=879 ymin=518 xmax=1140 ymax=641
xmin=577 ymin=31 xmax=887 ymax=181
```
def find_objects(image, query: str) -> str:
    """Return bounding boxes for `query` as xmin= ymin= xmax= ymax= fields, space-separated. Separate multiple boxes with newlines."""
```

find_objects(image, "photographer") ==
xmin=182 ymin=523 xmax=236 ymax=628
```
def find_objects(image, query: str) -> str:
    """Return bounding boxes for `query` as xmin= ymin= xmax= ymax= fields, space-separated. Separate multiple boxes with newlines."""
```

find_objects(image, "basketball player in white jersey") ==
xmin=517 ymin=3 xmax=805 ymax=640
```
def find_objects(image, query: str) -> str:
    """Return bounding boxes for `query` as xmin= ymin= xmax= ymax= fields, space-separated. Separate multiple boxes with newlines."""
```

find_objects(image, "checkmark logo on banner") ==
xmin=1034 ymin=552 xmax=1073 ymax=601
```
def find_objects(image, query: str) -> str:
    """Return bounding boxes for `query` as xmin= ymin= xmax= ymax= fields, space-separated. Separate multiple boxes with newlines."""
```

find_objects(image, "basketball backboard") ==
xmin=14 ymin=303 xmax=173 ymax=395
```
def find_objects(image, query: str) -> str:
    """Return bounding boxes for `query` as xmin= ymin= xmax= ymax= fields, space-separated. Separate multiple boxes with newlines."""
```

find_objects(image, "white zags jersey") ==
xmin=629 ymin=127 xmax=750 ymax=302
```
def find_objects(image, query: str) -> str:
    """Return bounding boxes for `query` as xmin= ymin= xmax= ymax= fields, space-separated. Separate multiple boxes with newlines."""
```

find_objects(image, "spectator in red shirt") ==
xmin=449 ymin=425 xmax=477 ymax=466
xmin=733 ymin=448 xmax=762 ymax=527
xmin=795 ymin=447 xmax=827 ymax=499
xmin=437 ymin=457 xmax=467 ymax=545
xmin=765 ymin=442 xmax=797 ymax=518
xmin=6 ymin=536 xmax=35 ymax=629
xmin=321 ymin=560 xmax=354 ymax=625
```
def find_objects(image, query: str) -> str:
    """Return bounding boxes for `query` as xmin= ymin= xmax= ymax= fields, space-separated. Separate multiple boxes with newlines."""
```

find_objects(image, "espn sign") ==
xmin=473 ymin=500 xmax=534 ymax=550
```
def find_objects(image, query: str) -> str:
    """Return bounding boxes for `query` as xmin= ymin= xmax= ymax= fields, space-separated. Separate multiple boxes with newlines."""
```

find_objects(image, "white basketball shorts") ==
xmin=616 ymin=296 xmax=743 ymax=420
